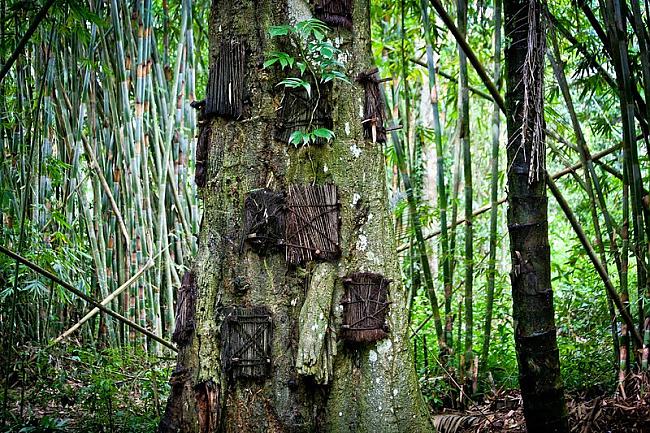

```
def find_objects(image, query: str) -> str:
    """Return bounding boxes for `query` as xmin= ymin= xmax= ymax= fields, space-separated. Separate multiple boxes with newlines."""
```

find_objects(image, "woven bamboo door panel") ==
xmin=355 ymin=68 xmax=387 ymax=143
xmin=314 ymin=0 xmax=353 ymax=29
xmin=274 ymin=84 xmax=333 ymax=145
xmin=285 ymin=184 xmax=340 ymax=265
xmin=242 ymin=189 xmax=285 ymax=255
xmin=205 ymin=37 xmax=246 ymax=119
xmin=221 ymin=307 xmax=272 ymax=379
xmin=341 ymin=272 xmax=390 ymax=343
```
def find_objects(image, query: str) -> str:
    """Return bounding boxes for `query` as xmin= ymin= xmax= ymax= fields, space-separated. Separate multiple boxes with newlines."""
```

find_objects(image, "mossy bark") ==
xmin=159 ymin=1 xmax=434 ymax=432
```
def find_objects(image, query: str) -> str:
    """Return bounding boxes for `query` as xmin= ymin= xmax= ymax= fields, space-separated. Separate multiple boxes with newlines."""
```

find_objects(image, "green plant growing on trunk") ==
xmin=264 ymin=18 xmax=349 ymax=146
xmin=158 ymin=1 xmax=435 ymax=431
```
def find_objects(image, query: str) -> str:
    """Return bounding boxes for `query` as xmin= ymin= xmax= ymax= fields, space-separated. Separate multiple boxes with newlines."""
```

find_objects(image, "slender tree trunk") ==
xmin=481 ymin=0 xmax=501 ymax=369
xmin=602 ymin=0 xmax=648 ymax=341
xmin=159 ymin=1 xmax=435 ymax=432
xmin=420 ymin=0 xmax=452 ymax=356
xmin=503 ymin=0 xmax=569 ymax=431
xmin=457 ymin=0 xmax=473 ymax=393
xmin=548 ymin=32 xmax=620 ymax=363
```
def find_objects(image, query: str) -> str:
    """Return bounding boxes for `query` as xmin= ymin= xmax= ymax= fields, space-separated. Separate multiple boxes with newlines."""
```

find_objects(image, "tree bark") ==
xmin=503 ymin=0 xmax=569 ymax=431
xmin=158 ymin=1 xmax=434 ymax=432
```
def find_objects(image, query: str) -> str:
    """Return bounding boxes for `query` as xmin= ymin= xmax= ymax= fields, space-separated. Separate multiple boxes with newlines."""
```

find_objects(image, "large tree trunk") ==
xmin=158 ymin=1 xmax=434 ymax=432
xmin=503 ymin=0 xmax=569 ymax=432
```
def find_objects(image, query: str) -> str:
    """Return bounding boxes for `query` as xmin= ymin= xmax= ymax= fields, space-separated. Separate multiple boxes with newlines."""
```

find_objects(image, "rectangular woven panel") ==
xmin=171 ymin=271 xmax=197 ymax=346
xmin=355 ymin=68 xmax=387 ymax=143
xmin=221 ymin=306 xmax=272 ymax=379
xmin=242 ymin=189 xmax=285 ymax=255
xmin=205 ymin=37 xmax=246 ymax=119
xmin=195 ymin=380 xmax=220 ymax=433
xmin=194 ymin=122 xmax=211 ymax=187
xmin=285 ymin=184 xmax=340 ymax=265
xmin=341 ymin=272 xmax=390 ymax=343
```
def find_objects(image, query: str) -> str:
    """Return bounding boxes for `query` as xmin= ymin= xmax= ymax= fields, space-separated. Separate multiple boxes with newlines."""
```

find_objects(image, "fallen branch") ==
xmin=0 ymin=0 xmax=57 ymax=83
xmin=428 ymin=0 xmax=506 ymax=111
xmin=51 ymin=254 xmax=157 ymax=346
xmin=546 ymin=176 xmax=643 ymax=349
xmin=0 ymin=245 xmax=177 ymax=352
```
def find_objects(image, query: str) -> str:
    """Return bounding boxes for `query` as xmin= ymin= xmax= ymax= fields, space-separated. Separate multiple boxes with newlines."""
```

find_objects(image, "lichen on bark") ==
xmin=159 ymin=1 xmax=436 ymax=432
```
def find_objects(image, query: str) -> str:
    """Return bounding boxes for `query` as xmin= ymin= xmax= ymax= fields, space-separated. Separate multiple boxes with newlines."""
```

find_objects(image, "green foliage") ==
xmin=2 ymin=416 xmax=69 ymax=433
xmin=0 ymin=346 xmax=171 ymax=433
xmin=264 ymin=19 xmax=348 ymax=146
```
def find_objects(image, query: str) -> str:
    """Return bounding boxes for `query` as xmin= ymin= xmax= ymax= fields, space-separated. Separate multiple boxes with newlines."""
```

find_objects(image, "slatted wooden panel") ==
xmin=315 ymin=0 xmax=353 ymax=29
xmin=285 ymin=184 xmax=340 ymax=265
xmin=243 ymin=189 xmax=285 ymax=255
xmin=341 ymin=272 xmax=390 ymax=343
xmin=356 ymin=68 xmax=387 ymax=143
xmin=274 ymin=85 xmax=333 ymax=145
xmin=172 ymin=271 xmax=197 ymax=346
xmin=222 ymin=306 xmax=272 ymax=379
xmin=205 ymin=38 xmax=246 ymax=119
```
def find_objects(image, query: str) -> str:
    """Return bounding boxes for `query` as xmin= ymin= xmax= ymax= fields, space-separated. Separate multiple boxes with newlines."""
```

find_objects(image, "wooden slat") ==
xmin=341 ymin=272 xmax=390 ymax=343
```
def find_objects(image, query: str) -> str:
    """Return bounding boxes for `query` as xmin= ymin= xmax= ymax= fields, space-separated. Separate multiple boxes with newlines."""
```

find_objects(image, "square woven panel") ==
xmin=221 ymin=306 xmax=272 ymax=379
xmin=242 ymin=189 xmax=285 ymax=255
xmin=341 ymin=272 xmax=390 ymax=343
xmin=285 ymin=184 xmax=340 ymax=265
xmin=274 ymin=84 xmax=333 ymax=145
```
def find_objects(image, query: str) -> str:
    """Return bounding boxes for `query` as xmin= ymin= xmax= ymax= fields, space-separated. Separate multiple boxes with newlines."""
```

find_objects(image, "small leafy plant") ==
xmin=264 ymin=19 xmax=349 ymax=146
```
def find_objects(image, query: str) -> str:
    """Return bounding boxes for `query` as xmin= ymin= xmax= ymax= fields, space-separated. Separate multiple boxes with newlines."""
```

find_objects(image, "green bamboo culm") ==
xmin=480 ymin=0 xmax=502 ymax=370
xmin=0 ymin=0 xmax=201 ymax=354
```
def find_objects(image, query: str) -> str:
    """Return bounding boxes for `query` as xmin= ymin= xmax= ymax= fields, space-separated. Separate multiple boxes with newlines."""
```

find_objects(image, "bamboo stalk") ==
xmin=420 ymin=0 xmax=453 ymax=354
xmin=457 ymin=0 xmax=473 ymax=379
xmin=52 ymin=255 xmax=156 ymax=345
xmin=0 ymin=245 xmax=177 ymax=351
xmin=481 ymin=0 xmax=502 ymax=369
xmin=546 ymin=176 xmax=643 ymax=348
xmin=397 ymin=144 xmax=621 ymax=252
xmin=389 ymin=125 xmax=444 ymax=345
xmin=548 ymin=32 xmax=620 ymax=362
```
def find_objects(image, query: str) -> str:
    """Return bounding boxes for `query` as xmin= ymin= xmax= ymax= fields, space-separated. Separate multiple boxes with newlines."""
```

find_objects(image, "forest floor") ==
xmin=433 ymin=376 xmax=650 ymax=433
xmin=0 ymin=344 xmax=173 ymax=433
xmin=1 ymin=345 xmax=649 ymax=432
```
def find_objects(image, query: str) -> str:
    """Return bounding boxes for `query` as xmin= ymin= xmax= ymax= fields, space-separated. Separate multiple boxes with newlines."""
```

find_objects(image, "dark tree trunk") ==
xmin=503 ymin=0 xmax=569 ymax=431
xmin=158 ymin=1 xmax=434 ymax=432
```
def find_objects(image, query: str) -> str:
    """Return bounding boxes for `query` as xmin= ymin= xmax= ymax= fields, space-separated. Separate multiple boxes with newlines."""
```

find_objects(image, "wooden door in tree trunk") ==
xmin=158 ymin=1 xmax=434 ymax=432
